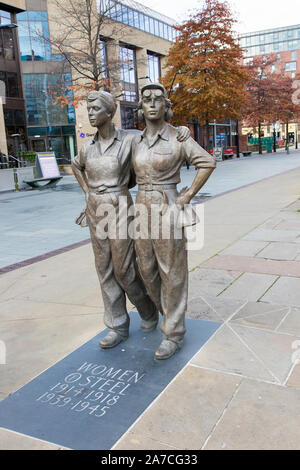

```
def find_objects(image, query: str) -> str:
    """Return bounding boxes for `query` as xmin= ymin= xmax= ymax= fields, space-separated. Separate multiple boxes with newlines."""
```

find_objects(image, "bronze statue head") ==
xmin=138 ymin=83 xmax=173 ymax=122
xmin=87 ymin=90 xmax=117 ymax=126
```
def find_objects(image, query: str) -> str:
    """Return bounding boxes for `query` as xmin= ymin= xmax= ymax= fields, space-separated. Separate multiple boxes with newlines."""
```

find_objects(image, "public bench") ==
xmin=24 ymin=176 xmax=63 ymax=189
xmin=24 ymin=152 xmax=63 ymax=190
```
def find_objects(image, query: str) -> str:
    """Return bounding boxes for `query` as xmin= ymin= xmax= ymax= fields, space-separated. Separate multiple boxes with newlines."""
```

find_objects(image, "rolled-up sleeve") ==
xmin=72 ymin=147 xmax=86 ymax=171
xmin=183 ymin=138 xmax=216 ymax=169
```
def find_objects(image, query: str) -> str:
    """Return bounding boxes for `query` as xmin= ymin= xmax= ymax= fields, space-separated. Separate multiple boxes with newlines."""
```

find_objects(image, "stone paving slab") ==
xmin=283 ymin=200 xmax=300 ymax=211
xmin=0 ymin=428 xmax=65 ymax=450
xmin=230 ymin=302 xmax=290 ymax=331
xmin=188 ymin=268 xmax=242 ymax=299
xmin=287 ymin=365 xmax=300 ymax=389
xmin=191 ymin=324 xmax=277 ymax=383
xmin=220 ymin=240 xmax=269 ymax=257
xmin=256 ymin=242 xmax=300 ymax=261
xmin=276 ymin=308 xmax=300 ymax=336
xmin=228 ymin=323 xmax=298 ymax=384
xmin=274 ymin=220 xmax=300 ymax=231
xmin=0 ymin=299 xmax=102 ymax=322
xmin=259 ymin=216 xmax=285 ymax=230
xmin=114 ymin=367 xmax=242 ymax=451
xmin=187 ymin=295 xmax=245 ymax=323
xmin=0 ymin=314 xmax=104 ymax=395
xmin=0 ymin=267 xmax=102 ymax=308
xmin=242 ymin=228 xmax=300 ymax=243
xmin=204 ymin=379 xmax=300 ymax=450
xmin=277 ymin=211 xmax=300 ymax=220
xmin=218 ymin=272 xmax=278 ymax=301
xmin=202 ymin=255 xmax=300 ymax=277
xmin=114 ymin=432 xmax=180 ymax=450
xmin=261 ymin=276 xmax=300 ymax=307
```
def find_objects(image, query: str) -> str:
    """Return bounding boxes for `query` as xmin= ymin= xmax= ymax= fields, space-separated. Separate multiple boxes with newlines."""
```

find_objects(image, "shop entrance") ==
xmin=30 ymin=138 xmax=47 ymax=153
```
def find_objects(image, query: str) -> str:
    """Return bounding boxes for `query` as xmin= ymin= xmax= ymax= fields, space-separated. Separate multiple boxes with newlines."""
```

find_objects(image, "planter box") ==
xmin=59 ymin=164 xmax=74 ymax=175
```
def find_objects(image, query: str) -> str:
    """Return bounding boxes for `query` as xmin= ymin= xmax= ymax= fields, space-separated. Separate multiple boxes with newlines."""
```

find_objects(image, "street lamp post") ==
xmin=168 ymin=70 xmax=187 ymax=98
xmin=272 ymin=122 xmax=280 ymax=153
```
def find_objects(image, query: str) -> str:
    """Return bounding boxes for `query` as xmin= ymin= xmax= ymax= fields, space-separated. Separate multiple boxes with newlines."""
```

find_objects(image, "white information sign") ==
xmin=213 ymin=146 xmax=223 ymax=161
xmin=37 ymin=152 xmax=60 ymax=178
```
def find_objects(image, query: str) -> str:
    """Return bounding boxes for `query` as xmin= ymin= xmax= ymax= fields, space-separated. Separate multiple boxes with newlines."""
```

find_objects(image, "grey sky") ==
xmin=139 ymin=0 xmax=300 ymax=33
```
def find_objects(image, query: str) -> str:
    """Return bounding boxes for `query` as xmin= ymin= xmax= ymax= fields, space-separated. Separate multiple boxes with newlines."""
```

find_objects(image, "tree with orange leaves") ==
xmin=270 ymin=73 xmax=300 ymax=153
xmin=161 ymin=0 xmax=250 ymax=151
xmin=242 ymin=54 xmax=278 ymax=154
xmin=243 ymin=55 xmax=300 ymax=154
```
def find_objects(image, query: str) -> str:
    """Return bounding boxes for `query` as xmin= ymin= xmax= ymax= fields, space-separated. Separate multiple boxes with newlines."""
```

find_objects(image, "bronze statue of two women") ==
xmin=72 ymin=84 xmax=216 ymax=360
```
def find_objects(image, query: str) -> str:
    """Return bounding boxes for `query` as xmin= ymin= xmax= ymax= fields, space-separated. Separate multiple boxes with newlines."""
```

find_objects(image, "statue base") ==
xmin=0 ymin=314 xmax=220 ymax=450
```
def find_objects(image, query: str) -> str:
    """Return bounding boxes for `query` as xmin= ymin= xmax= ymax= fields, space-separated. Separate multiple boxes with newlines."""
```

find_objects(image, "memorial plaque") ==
xmin=36 ymin=152 xmax=60 ymax=179
xmin=0 ymin=315 xmax=220 ymax=450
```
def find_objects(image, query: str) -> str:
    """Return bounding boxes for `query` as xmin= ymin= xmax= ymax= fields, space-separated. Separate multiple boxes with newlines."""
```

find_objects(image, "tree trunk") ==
xmin=286 ymin=122 xmax=290 ymax=154
xmin=206 ymin=120 xmax=210 ymax=152
xmin=273 ymin=129 xmax=277 ymax=152
xmin=258 ymin=122 xmax=262 ymax=155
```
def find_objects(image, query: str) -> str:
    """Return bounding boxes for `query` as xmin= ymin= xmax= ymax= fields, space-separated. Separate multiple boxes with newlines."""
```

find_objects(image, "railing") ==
xmin=0 ymin=154 xmax=27 ymax=169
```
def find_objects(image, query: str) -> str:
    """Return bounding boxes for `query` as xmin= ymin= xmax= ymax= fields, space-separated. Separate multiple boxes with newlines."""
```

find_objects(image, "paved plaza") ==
xmin=0 ymin=152 xmax=300 ymax=449
xmin=1 ymin=150 xmax=300 ymax=270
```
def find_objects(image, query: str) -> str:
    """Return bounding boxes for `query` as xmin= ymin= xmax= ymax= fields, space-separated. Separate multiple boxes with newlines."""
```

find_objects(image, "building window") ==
xmin=17 ymin=11 xmax=62 ymax=62
xmin=291 ymin=72 xmax=296 ymax=78
xmin=27 ymin=125 xmax=77 ymax=163
xmin=147 ymin=53 xmax=161 ymax=83
xmin=271 ymin=64 xmax=277 ymax=73
xmin=288 ymin=40 xmax=297 ymax=50
xmin=0 ymin=10 xmax=15 ymax=60
xmin=277 ymin=53 xmax=281 ymax=61
xmin=0 ymin=71 xmax=20 ymax=97
xmin=119 ymin=45 xmax=137 ymax=102
xmin=100 ymin=39 xmax=108 ymax=78
xmin=0 ymin=9 xmax=11 ymax=25
xmin=1 ymin=28 xmax=15 ymax=60
xmin=23 ymin=73 xmax=75 ymax=125
xmin=291 ymin=51 xmax=297 ymax=61
xmin=285 ymin=61 xmax=297 ymax=72
xmin=121 ymin=105 xmax=137 ymax=129
xmin=106 ymin=1 xmax=176 ymax=42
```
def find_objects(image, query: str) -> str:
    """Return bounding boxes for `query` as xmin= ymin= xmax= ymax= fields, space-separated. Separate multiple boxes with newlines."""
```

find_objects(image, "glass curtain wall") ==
xmin=17 ymin=11 xmax=62 ymax=61
xmin=24 ymin=74 xmax=76 ymax=162
xmin=147 ymin=53 xmax=161 ymax=83
xmin=102 ymin=0 xmax=177 ymax=42
xmin=119 ymin=45 xmax=137 ymax=102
